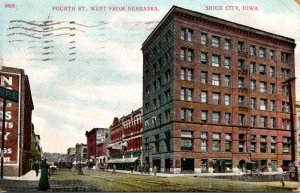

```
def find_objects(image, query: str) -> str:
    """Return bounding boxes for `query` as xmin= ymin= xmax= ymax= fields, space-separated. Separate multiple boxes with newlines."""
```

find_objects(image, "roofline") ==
xmin=142 ymin=5 xmax=295 ymax=49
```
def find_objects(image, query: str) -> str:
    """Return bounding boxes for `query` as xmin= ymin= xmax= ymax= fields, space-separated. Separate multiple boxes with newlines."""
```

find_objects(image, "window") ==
xmin=251 ymin=115 xmax=257 ymax=127
xmin=250 ymin=45 xmax=256 ymax=56
xmin=201 ymin=33 xmax=208 ymax=45
xmin=238 ymin=77 xmax=245 ymax=88
xmin=270 ymin=83 xmax=276 ymax=94
xmin=259 ymin=47 xmax=266 ymax=58
xmin=271 ymin=117 xmax=276 ymax=128
xmin=271 ymin=136 xmax=277 ymax=153
xmin=259 ymin=64 xmax=266 ymax=75
xmin=238 ymin=59 xmax=245 ymax=70
xmin=270 ymin=100 xmax=276 ymax=112
xmin=201 ymin=111 xmax=208 ymax=123
xmin=212 ymin=133 xmax=221 ymax=152
xmin=260 ymin=116 xmax=267 ymax=128
xmin=224 ymin=75 xmax=231 ymax=87
xmin=201 ymin=52 xmax=208 ymax=64
xmin=270 ymin=66 xmax=275 ymax=77
xmin=212 ymin=92 xmax=220 ymax=105
xmin=187 ymin=88 xmax=193 ymax=101
xmin=165 ymin=109 xmax=171 ymax=122
xmin=187 ymin=69 xmax=194 ymax=81
xmin=225 ymin=94 xmax=231 ymax=106
xmin=270 ymin=50 xmax=275 ymax=60
xmin=251 ymin=98 xmax=257 ymax=109
xmin=181 ymin=131 xmax=193 ymax=151
xmin=201 ymin=132 xmax=208 ymax=152
xmin=238 ymin=41 xmax=245 ymax=51
xmin=238 ymin=96 xmax=245 ymax=107
xmin=201 ymin=159 xmax=208 ymax=172
xmin=165 ymin=69 xmax=171 ymax=83
xmin=250 ymin=62 xmax=256 ymax=74
xmin=225 ymin=133 xmax=232 ymax=152
xmin=281 ymin=68 xmax=290 ymax=79
xmin=251 ymin=142 xmax=256 ymax=152
xmin=260 ymin=81 xmax=267 ymax=93
xmin=212 ymin=74 xmax=220 ymax=86
xmin=212 ymin=36 xmax=220 ymax=48
xmin=181 ymin=28 xmax=193 ymax=42
xmin=181 ymin=108 xmax=194 ymax=122
xmin=225 ymin=113 xmax=231 ymax=125
xmin=283 ymin=137 xmax=291 ymax=153
xmin=250 ymin=80 xmax=256 ymax=92
xmin=224 ymin=57 xmax=231 ymax=69
xmin=224 ymin=39 xmax=231 ymax=50
xmin=239 ymin=134 xmax=245 ymax=152
xmin=201 ymin=91 xmax=208 ymax=103
xmin=281 ymin=52 xmax=291 ymax=64
xmin=260 ymin=136 xmax=267 ymax=153
xmin=165 ymin=89 xmax=171 ymax=102
xmin=212 ymin=112 xmax=221 ymax=124
xmin=260 ymin=99 xmax=267 ymax=110
xmin=212 ymin=55 xmax=220 ymax=67
xmin=201 ymin=71 xmax=208 ymax=84
xmin=238 ymin=114 xmax=245 ymax=126
xmin=180 ymin=88 xmax=193 ymax=101
xmin=181 ymin=48 xmax=194 ymax=61
xmin=165 ymin=131 xmax=171 ymax=152
xmin=155 ymin=134 xmax=160 ymax=153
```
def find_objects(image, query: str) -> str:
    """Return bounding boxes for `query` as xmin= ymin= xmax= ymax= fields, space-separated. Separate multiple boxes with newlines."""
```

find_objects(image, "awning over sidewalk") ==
xmin=107 ymin=142 xmax=122 ymax=150
xmin=106 ymin=157 xmax=139 ymax=164
xmin=117 ymin=157 xmax=138 ymax=163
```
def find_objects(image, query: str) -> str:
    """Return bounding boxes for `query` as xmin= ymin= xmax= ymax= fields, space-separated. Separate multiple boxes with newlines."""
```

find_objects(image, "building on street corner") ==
xmin=85 ymin=128 xmax=109 ymax=165
xmin=296 ymin=101 xmax=300 ymax=167
xmin=142 ymin=6 xmax=296 ymax=174
xmin=0 ymin=66 xmax=35 ymax=176
xmin=107 ymin=108 xmax=143 ymax=171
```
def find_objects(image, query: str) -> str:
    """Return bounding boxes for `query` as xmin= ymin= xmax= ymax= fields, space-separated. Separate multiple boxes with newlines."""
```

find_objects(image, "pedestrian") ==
xmin=130 ymin=165 xmax=134 ymax=173
xmin=34 ymin=160 xmax=39 ymax=177
xmin=111 ymin=164 xmax=116 ymax=175
xmin=38 ymin=159 xmax=51 ymax=191
xmin=153 ymin=165 xmax=157 ymax=176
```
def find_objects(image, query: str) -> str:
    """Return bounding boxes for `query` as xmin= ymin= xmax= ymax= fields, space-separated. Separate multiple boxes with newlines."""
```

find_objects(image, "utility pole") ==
xmin=282 ymin=77 xmax=297 ymax=181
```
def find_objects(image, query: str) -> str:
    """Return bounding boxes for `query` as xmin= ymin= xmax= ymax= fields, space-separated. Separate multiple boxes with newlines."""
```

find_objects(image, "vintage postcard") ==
xmin=0 ymin=0 xmax=300 ymax=192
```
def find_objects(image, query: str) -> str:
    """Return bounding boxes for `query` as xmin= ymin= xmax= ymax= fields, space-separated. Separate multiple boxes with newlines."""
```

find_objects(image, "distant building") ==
xmin=29 ymin=124 xmax=42 ymax=169
xmin=85 ymin=128 xmax=109 ymax=163
xmin=0 ymin=66 xmax=35 ymax=176
xmin=107 ymin=108 xmax=143 ymax=171
xmin=75 ymin=143 xmax=87 ymax=162
xmin=67 ymin=147 xmax=76 ymax=163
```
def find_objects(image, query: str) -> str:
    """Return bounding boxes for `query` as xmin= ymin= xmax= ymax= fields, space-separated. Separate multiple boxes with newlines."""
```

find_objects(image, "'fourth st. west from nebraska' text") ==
xmin=52 ymin=6 xmax=160 ymax=12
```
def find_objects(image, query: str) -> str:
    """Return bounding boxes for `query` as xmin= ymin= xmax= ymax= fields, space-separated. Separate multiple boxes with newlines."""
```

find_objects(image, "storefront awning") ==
xmin=107 ymin=142 xmax=122 ymax=150
xmin=117 ymin=157 xmax=138 ymax=163
xmin=107 ymin=159 xmax=120 ymax=164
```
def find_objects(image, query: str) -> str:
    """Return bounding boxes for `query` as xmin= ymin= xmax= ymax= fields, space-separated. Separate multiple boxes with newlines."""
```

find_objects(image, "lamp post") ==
xmin=282 ymin=77 xmax=297 ymax=181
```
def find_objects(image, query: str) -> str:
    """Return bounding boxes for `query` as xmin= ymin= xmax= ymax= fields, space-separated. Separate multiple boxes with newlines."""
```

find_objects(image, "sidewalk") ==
xmin=105 ymin=168 xmax=283 ymax=177
xmin=3 ymin=170 xmax=40 ymax=181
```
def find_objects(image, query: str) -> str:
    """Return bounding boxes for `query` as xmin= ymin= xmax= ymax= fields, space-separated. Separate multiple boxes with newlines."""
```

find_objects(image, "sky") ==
xmin=0 ymin=0 xmax=299 ymax=153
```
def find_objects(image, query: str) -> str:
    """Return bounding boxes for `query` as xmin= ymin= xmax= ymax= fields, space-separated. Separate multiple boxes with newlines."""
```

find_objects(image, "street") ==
xmin=1 ymin=169 xmax=299 ymax=192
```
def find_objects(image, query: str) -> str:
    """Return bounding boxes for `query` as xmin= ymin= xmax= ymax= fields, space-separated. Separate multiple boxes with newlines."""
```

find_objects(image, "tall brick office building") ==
xmin=142 ymin=6 xmax=296 ymax=174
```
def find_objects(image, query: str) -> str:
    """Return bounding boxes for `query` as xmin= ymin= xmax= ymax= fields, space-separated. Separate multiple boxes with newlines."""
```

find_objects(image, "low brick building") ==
xmin=142 ymin=6 xmax=296 ymax=174
xmin=107 ymin=108 xmax=143 ymax=170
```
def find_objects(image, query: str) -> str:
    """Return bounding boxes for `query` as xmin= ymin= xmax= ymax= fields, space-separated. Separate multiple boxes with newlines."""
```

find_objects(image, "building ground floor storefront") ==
xmin=148 ymin=153 xmax=291 ymax=174
xmin=107 ymin=151 xmax=141 ymax=171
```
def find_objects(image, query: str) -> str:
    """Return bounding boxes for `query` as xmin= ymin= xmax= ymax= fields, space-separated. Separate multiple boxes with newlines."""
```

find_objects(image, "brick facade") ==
xmin=108 ymin=108 xmax=143 ymax=170
xmin=142 ymin=6 xmax=296 ymax=174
